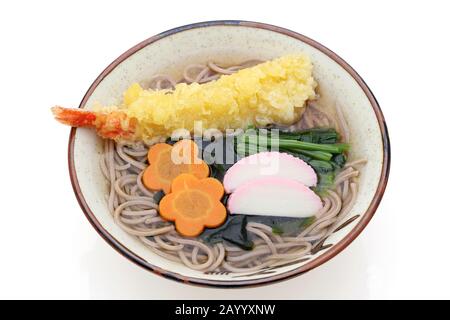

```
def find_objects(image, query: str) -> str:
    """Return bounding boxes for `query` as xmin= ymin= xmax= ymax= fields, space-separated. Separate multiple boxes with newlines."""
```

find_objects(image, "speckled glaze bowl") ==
xmin=69 ymin=21 xmax=390 ymax=287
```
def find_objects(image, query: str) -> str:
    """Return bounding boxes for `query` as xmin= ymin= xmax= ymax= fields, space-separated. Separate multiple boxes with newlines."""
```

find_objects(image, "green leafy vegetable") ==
xmin=278 ymin=128 xmax=340 ymax=144
xmin=234 ymin=128 xmax=348 ymax=193
xmin=308 ymin=160 xmax=334 ymax=173
xmin=283 ymin=148 xmax=333 ymax=161
xmin=331 ymin=153 xmax=347 ymax=168
xmin=236 ymin=131 xmax=349 ymax=154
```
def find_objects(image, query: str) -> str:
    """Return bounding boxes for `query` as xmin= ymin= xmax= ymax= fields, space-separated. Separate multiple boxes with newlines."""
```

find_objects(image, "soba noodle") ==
xmin=101 ymin=61 xmax=366 ymax=273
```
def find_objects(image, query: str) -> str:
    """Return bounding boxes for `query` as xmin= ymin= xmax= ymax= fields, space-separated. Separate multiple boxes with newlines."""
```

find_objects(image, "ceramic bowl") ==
xmin=68 ymin=20 xmax=390 ymax=287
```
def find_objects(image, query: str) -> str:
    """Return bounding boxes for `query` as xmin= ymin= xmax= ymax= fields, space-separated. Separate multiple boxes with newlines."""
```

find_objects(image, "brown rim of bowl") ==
xmin=68 ymin=20 xmax=391 ymax=288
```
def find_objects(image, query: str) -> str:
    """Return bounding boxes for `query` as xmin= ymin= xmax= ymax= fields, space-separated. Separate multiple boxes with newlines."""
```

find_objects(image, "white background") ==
xmin=0 ymin=0 xmax=449 ymax=299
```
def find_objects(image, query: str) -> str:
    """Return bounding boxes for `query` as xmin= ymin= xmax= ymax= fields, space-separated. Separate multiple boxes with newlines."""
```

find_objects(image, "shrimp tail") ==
xmin=51 ymin=106 xmax=138 ymax=141
xmin=51 ymin=106 xmax=97 ymax=127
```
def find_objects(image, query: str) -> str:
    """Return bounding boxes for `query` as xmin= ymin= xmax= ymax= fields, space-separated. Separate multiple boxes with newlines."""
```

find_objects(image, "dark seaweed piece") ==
xmin=165 ymin=137 xmax=177 ymax=145
xmin=209 ymin=163 xmax=227 ymax=181
xmin=201 ymin=214 xmax=316 ymax=250
xmin=221 ymin=193 xmax=230 ymax=206
xmin=153 ymin=190 xmax=165 ymax=204
xmin=201 ymin=215 xmax=253 ymax=250
xmin=248 ymin=215 xmax=315 ymax=236
xmin=202 ymin=137 xmax=240 ymax=172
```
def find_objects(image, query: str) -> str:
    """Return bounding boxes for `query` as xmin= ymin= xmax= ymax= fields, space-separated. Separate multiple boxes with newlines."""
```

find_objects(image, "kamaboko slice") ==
xmin=223 ymin=152 xmax=317 ymax=193
xmin=227 ymin=177 xmax=322 ymax=218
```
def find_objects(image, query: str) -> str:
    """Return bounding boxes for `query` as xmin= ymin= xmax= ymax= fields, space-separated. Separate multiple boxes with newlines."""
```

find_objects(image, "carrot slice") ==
xmin=159 ymin=174 xmax=227 ymax=237
xmin=142 ymin=140 xmax=209 ymax=193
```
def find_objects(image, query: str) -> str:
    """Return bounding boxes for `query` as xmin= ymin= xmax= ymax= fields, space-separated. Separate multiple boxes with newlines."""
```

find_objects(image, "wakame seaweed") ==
xmin=201 ymin=214 xmax=315 ymax=250
xmin=209 ymin=163 xmax=226 ymax=180
xmin=201 ymin=215 xmax=253 ymax=250
xmin=249 ymin=215 xmax=315 ymax=236
xmin=202 ymin=137 xmax=240 ymax=169
xmin=153 ymin=190 xmax=165 ymax=204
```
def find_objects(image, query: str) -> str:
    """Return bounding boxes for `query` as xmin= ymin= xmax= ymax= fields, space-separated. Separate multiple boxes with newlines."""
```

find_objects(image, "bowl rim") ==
xmin=68 ymin=20 xmax=391 ymax=288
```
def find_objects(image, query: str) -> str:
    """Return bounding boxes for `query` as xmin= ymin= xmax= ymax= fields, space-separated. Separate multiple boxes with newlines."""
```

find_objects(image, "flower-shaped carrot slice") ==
xmin=159 ymin=174 xmax=227 ymax=237
xmin=142 ymin=139 xmax=209 ymax=194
